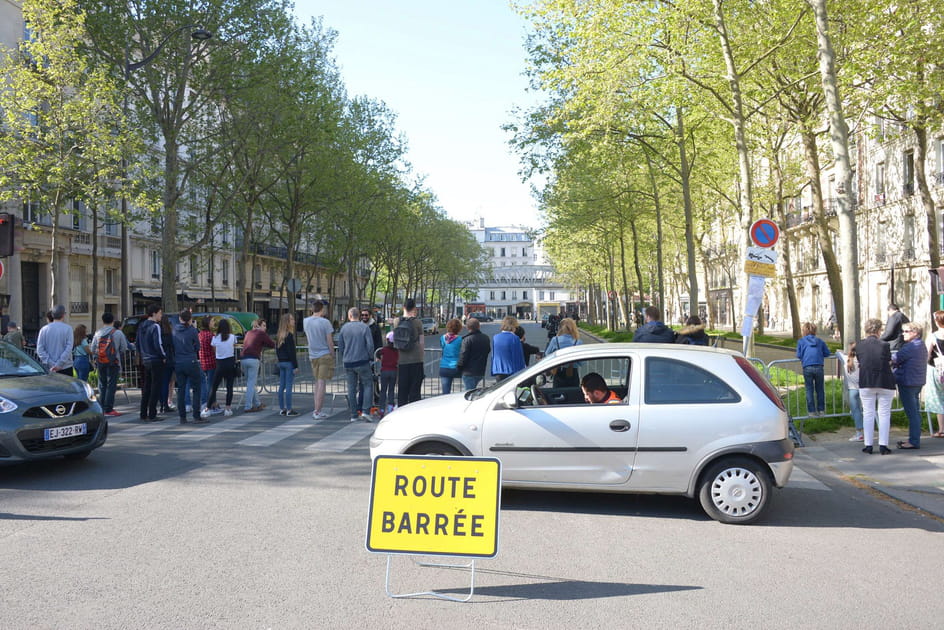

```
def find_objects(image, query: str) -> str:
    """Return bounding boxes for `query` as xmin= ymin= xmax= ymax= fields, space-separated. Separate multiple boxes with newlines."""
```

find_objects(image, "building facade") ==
xmin=457 ymin=220 xmax=580 ymax=321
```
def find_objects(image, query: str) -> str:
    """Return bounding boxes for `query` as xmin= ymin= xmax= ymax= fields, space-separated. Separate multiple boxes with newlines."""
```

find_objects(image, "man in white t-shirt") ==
xmin=303 ymin=301 xmax=335 ymax=419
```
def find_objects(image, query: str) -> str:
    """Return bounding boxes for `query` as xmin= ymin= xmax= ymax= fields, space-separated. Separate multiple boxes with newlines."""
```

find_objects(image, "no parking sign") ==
xmin=749 ymin=219 xmax=780 ymax=248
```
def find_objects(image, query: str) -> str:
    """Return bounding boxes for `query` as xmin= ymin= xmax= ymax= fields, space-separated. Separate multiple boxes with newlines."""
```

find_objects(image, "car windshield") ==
xmin=0 ymin=342 xmax=46 ymax=377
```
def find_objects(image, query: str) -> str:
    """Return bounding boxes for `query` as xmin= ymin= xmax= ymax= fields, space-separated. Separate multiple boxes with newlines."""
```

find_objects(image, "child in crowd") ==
xmin=375 ymin=332 xmax=398 ymax=416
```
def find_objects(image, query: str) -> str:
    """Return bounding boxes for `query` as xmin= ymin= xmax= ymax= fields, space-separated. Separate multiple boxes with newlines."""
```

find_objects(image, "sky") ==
xmin=292 ymin=1 xmax=541 ymax=228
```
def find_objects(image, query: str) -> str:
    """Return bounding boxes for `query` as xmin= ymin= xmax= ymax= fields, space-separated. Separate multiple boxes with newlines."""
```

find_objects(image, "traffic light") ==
xmin=0 ymin=213 xmax=14 ymax=257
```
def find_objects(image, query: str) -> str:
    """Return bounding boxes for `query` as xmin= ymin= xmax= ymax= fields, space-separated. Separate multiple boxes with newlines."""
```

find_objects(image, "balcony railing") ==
xmin=70 ymin=301 xmax=89 ymax=314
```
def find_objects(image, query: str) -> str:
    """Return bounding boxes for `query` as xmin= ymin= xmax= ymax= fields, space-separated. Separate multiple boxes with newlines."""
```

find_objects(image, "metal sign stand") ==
xmin=384 ymin=555 xmax=477 ymax=602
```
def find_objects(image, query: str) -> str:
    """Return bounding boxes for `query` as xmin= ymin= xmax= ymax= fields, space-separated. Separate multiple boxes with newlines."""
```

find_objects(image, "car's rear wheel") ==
xmin=698 ymin=457 xmax=771 ymax=524
xmin=406 ymin=442 xmax=461 ymax=456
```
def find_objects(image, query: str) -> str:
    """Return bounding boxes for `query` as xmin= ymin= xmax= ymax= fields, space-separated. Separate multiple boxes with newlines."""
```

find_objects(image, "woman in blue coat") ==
xmin=491 ymin=315 xmax=525 ymax=383
xmin=892 ymin=322 xmax=928 ymax=449
xmin=796 ymin=322 xmax=832 ymax=416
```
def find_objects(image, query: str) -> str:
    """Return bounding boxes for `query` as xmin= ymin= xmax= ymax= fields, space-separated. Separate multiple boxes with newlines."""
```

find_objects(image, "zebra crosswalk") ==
xmin=107 ymin=409 xmax=375 ymax=453
xmin=105 ymin=410 xmax=834 ymax=492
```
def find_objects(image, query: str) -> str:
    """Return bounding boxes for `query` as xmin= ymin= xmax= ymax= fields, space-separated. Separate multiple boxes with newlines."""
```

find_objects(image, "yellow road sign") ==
xmin=744 ymin=259 xmax=777 ymax=278
xmin=366 ymin=455 xmax=501 ymax=558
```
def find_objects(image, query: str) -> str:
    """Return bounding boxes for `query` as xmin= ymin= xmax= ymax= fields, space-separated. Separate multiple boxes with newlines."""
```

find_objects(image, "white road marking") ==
xmin=237 ymin=416 xmax=319 ymax=447
xmin=174 ymin=415 xmax=258 ymax=441
xmin=788 ymin=467 xmax=831 ymax=491
xmin=304 ymin=422 xmax=375 ymax=452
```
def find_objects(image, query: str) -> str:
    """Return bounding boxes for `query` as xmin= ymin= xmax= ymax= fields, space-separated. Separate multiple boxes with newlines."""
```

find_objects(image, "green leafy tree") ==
xmin=0 ymin=0 xmax=146 ymax=307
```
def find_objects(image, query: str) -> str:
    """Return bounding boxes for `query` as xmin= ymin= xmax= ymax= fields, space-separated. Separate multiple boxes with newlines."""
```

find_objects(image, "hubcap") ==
xmin=710 ymin=467 xmax=762 ymax=516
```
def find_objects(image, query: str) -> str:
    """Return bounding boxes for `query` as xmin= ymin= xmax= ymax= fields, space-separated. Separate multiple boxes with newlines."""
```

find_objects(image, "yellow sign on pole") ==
xmin=366 ymin=455 xmax=501 ymax=558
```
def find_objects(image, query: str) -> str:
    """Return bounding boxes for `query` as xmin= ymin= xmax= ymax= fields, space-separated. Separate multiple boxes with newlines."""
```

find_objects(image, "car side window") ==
xmin=530 ymin=356 xmax=631 ymax=406
xmin=644 ymin=357 xmax=740 ymax=404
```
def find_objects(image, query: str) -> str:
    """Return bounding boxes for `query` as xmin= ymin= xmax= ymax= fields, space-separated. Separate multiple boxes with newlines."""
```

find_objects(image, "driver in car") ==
xmin=580 ymin=372 xmax=622 ymax=404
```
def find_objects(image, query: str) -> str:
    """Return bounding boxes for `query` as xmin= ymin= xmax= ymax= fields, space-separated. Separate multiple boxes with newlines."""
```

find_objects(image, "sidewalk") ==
xmin=797 ymin=426 xmax=944 ymax=520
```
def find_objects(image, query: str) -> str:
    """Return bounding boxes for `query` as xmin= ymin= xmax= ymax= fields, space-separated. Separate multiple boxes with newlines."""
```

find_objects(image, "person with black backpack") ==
xmin=91 ymin=312 xmax=129 ymax=417
xmin=395 ymin=298 xmax=425 ymax=407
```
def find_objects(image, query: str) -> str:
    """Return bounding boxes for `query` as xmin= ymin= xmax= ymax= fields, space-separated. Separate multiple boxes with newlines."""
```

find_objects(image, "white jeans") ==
xmin=859 ymin=387 xmax=894 ymax=447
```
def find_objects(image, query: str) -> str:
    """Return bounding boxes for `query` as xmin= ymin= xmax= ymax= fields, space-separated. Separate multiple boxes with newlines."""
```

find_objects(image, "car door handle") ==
xmin=609 ymin=419 xmax=631 ymax=432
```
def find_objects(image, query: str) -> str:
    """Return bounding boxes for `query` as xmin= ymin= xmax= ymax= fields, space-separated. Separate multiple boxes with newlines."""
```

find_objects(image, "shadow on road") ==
xmin=501 ymin=486 xmax=944 ymax=532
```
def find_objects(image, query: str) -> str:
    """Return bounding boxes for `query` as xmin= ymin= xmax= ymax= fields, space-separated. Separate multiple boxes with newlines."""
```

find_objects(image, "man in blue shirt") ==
xmin=137 ymin=304 xmax=166 ymax=421
xmin=337 ymin=307 xmax=375 ymax=421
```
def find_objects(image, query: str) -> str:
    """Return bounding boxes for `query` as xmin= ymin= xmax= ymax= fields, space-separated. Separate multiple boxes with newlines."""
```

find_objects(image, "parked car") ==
xmin=369 ymin=343 xmax=794 ymax=524
xmin=0 ymin=341 xmax=107 ymax=464
xmin=467 ymin=312 xmax=493 ymax=322
xmin=420 ymin=317 xmax=438 ymax=335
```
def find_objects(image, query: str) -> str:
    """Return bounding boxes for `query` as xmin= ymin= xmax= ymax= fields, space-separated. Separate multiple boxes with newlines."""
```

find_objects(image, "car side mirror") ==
xmin=498 ymin=390 xmax=518 ymax=410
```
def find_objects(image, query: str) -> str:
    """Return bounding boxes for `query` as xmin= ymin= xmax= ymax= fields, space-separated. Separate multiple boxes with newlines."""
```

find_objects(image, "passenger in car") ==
xmin=580 ymin=372 xmax=622 ymax=404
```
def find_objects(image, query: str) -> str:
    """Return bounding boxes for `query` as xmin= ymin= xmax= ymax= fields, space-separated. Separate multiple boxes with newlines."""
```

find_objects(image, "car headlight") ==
xmin=0 ymin=395 xmax=17 ymax=413
xmin=83 ymin=382 xmax=98 ymax=402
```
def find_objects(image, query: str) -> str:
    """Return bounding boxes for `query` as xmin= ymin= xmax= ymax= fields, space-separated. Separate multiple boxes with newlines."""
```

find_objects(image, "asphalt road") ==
xmin=1 ymin=322 xmax=943 ymax=628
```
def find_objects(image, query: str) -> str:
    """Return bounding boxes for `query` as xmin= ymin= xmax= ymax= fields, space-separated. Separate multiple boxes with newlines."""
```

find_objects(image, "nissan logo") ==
xmin=55 ymin=404 xmax=67 ymax=416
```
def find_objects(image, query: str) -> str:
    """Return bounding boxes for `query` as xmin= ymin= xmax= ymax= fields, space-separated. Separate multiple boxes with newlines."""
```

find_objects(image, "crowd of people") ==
xmin=13 ymin=298 xmax=944 ymax=447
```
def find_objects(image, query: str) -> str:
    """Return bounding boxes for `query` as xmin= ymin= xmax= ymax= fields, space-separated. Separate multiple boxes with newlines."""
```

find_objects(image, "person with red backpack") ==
xmin=91 ymin=312 xmax=129 ymax=417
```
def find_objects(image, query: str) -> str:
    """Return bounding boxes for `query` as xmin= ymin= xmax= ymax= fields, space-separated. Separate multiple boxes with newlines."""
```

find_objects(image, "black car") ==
xmin=0 ymin=341 xmax=107 ymax=464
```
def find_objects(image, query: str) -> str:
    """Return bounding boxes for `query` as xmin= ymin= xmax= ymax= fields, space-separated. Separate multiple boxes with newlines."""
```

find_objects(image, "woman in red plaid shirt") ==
xmin=198 ymin=316 xmax=221 ymax=416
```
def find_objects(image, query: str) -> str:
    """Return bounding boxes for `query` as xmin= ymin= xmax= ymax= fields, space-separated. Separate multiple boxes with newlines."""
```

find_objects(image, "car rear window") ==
xmin=644 ymin=357 xmax=741 ymax=405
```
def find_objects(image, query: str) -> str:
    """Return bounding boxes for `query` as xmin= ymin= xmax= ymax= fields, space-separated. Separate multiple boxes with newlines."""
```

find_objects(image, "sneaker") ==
xmin=210 ymin=407 xmax=224 ymax=415
xmin=200 ymin=407 xmax=211 ymax=419
xmin=105 ymin=410 xmax=122 ymax=417
xmin=285 ymin=410 xmax=300 ymax=417
xmin=279 ymin=409 xmax=286 ymax=416
xmin=166 ymin=404 xmax=177 ymax=412
xmin=350 ymin=416 xmax=359 ymax=422
xmin=849 ymin=432 xmax=863 ymax=441
xmin=312 ymin=410 xmax=329 ymax=419
xmin=223 ymin=408 xmax=233 ymax=417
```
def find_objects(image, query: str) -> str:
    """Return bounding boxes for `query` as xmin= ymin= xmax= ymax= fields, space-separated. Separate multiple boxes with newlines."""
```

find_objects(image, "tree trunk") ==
xmin=913 ymin=125 xmax=940 ymax=315
xmin=161 ymin=139 xmax=179 ymax=313
xmin=811 ymin=0 xmax=859 ymax=345
xmin=801 ymin=129 xmax=845 ymax=332
xmin=91 ymin=202 xmax=99 ymax=326
xmin=713 ymin=0 xmax=755 ymax=325
xmin=673 ymin=110 xmax=697 ymax=315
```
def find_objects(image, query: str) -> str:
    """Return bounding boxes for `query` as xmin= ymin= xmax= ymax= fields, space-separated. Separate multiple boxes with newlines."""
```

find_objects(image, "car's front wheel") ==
xmin=406 ymin=442 xmax=461 ymax=456
xmin=698 ymin=457 xmax=771 ymax=524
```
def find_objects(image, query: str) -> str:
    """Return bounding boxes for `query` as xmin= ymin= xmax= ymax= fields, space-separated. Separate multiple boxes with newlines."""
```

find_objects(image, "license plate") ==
xmin=44 ymin=423 xmax=87 ymax=441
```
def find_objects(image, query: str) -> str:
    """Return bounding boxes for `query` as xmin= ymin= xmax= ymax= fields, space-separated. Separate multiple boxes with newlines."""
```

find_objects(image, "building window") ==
xmin=105 ymin=269 xmax=116 ymax=295
xmin=501 ymin=291 xmax=506 ymax=300
xmin=512 ymin=291 xmax=517 ymax=299
xmin=549 ymin=291 xmax=555 ymax=300
xmin=903 ymin=150 xmax=915 ymax=196
xmin=874 ymin=162 xmax=886 ymax=203
xmin=500 ymin=247 xmax=506 ymax=257
xmin=489 ymin=291 xmax=495 ymax=300
xmin=936 ymin=138 xmax=944 ymax=185
xmin=523 ymin=290 xmax=528 ymax=300
xmin=522 ymin=247 xmax=527 ymax=257
xmin=71 ymin=200 xmax=85 ymax=230
xmin=221 ymin=258 xmax=229 ymax=286
xmin=875 ymin=115 xmax=885 ymax=142
xmin=150 ymin=250 xmax=161 ymax=279
xmin=539 ymin=291 xmax=545 ymax=300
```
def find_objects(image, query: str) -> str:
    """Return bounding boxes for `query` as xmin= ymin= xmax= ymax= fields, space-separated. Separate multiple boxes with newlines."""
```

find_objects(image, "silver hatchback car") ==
xmin=370 ymin=343 xmax=794 ymax=524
